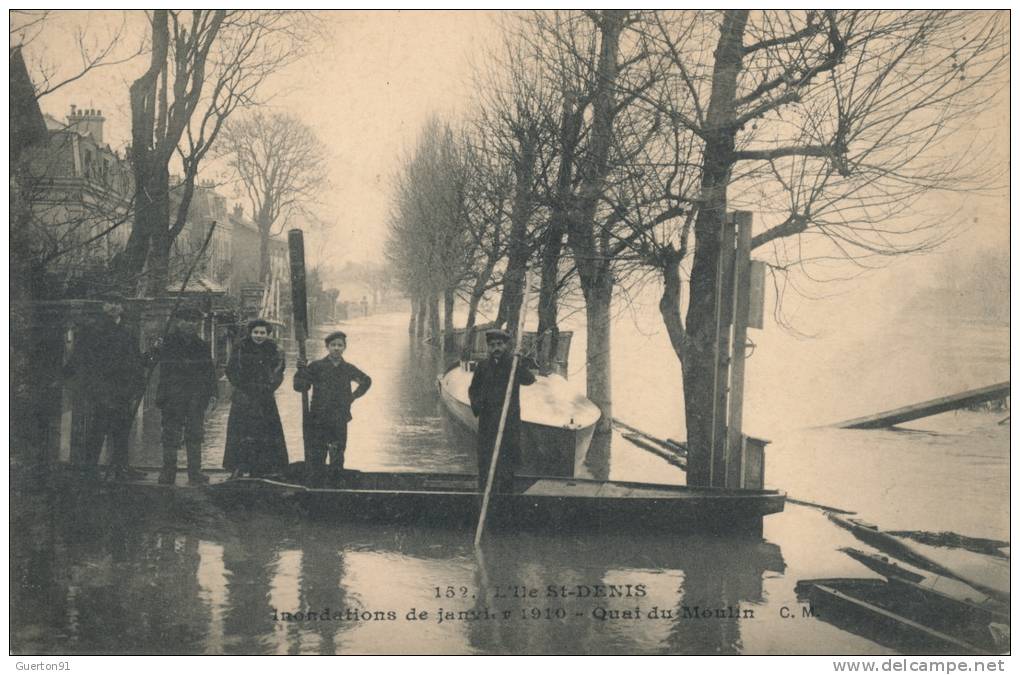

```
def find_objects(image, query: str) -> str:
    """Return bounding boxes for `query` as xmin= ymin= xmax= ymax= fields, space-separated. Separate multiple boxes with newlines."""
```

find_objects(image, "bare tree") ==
xmin=625 ymin=10 xmax=1008 ymax=485
xmin=120 ymin=10 xmax=317 ymax=295
xmin=219 ymin=110 xmax=329 ymax=282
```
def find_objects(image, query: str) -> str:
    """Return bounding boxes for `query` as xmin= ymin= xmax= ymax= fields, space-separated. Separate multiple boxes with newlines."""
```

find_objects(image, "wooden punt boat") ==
xmin=208 ymin=470 xmax=785 ymax=534
xmin=438 ymin=363 xmax=601 ymax=477
xmin=795 ymin=577 xmax=1009 ymax=655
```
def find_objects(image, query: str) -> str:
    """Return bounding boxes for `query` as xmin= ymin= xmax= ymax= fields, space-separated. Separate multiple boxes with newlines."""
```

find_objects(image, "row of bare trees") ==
xmin=385 ymin=10 xmax=1006 ymax=483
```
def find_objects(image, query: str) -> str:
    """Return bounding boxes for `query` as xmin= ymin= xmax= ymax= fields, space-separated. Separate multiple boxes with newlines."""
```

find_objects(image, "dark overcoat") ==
xmin=468 ymin=355 xmax=536 ymax=469
xmin=155 ymin=330 xmax=217 ymax=408
xmin=223 ymin=337 xmax=288 ymax=474
xmin=65 ymin=317 xmax=145 ymax=407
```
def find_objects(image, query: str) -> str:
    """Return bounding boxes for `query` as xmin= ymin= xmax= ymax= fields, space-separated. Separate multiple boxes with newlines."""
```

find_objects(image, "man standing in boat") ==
xmin=63 ymin=293 xmax=147 ymax=481
xmin=152 ymin=307 xmax=218 ymax=485
xmin=468 ymin=328 xmax=536 ymax=493
xmin=294 ymin=331 xmax=372 ymax=486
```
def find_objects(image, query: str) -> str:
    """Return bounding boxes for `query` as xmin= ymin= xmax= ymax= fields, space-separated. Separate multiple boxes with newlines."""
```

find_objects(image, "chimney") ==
xmin=66 ymin=104 xmax=105 ymax=144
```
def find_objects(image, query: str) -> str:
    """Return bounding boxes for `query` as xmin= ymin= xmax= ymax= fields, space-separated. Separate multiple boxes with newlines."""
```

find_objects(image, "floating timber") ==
xmin=836 ymin=381 xmax=1010 ymax=429
xmin=827 ymin=513 xmax=1009 ymax=604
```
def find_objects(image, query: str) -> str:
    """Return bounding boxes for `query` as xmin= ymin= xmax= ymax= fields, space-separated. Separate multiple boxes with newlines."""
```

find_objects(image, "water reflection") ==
xmin=11 ymin=488 xmax=785 ymax=655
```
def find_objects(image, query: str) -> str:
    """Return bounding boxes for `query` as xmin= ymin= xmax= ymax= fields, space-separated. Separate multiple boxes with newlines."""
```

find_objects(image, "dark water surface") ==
xmin=11 ymin=310 xmax=1008 ymax=654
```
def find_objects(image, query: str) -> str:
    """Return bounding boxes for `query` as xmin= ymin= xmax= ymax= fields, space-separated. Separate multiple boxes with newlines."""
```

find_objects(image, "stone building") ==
xmin=18 ymin=105 xmax=133 ymax=296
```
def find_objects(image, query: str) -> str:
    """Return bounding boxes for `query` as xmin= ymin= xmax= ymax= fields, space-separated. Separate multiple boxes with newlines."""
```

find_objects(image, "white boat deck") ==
xmin=441 ymin=365 xmax=601 ymax=430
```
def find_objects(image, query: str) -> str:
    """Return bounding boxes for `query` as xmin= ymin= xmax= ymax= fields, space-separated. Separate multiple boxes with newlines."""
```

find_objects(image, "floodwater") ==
xmin=11 ymin=304 xmax=1009 ymax=655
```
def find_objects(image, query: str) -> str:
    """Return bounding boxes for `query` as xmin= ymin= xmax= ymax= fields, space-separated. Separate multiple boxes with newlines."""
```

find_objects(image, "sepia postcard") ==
xmin=8 ymin=10 xmax=1010 ymax=661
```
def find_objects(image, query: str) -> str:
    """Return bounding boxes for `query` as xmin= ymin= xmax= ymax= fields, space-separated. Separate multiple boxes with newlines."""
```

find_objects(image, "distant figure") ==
xmin=360 ymin=296 xmax=369 ymax=317
xmin=153 ymin=308 xmax=217 ymax=485
xmin=467 ymin=328 xmax=536 ymax=493
xmin=223 ymin=319 xmax=288 ymax=479
xmin=294 ymin=331 xmax=372 ymax=486
xmin=64 ymin=294 xmax=146 ymax=481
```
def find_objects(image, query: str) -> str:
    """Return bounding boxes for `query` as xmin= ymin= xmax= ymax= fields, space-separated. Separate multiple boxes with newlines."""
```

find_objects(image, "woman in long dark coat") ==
xmin=223 ymin=319 xmax=289 ymax=477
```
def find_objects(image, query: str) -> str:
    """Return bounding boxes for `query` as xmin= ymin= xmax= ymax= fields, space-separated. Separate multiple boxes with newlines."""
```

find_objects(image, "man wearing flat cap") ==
xmin=294 ymin=330 xmax=372 ymax=485
xmin=152 ymin=307 xmax=218 ymax=485
xmin=64 ymin=293 xmax=146 ymax=481
xmin=468 ymin=328 xmax=536 ymax=493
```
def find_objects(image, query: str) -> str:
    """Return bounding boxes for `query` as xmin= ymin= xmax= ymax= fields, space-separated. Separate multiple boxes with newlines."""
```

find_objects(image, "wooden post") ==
xmin=726 ymin=211 xmax=753 ymax=488
xmin=288 ymin=229 xmax=310 ymax=462
xmin=708 ymin=214 xmax=736 ymax=488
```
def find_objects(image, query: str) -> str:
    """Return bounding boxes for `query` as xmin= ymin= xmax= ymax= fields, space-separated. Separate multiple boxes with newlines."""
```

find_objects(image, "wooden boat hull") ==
xmin=437 ymin=366 xmax=600 ymax=476
xmin=210 ymin=471 xmax=785 ymax=534
xmin=796 ymin=578 xmax=1007 ymax=655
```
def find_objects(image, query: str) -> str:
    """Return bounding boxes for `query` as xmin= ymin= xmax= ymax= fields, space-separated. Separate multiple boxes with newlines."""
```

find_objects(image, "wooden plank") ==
xmin=836 ymin=381 xmax=1010 ymax=429
xmin=595 ymin=483 xmax=636 ymax=498
xmin=523 ymin=479 xmax=602 ymax=497
xmin=746 ymin=261 xmax=766 ymax=329
xmin=726 ymin=211 xmax=752 ymax=488
xmin=709 ymin=214 xmax=736 ymax=488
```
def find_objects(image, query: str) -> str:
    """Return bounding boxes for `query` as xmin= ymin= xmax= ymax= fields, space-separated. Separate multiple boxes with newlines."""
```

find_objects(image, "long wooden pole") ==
xmin=726 ymin=211 xmax=752 ymax=488
xmin=474 ymin=271 xmax=532 ymax=548
xmin=287 ymin=229 xmax=310 ymax=462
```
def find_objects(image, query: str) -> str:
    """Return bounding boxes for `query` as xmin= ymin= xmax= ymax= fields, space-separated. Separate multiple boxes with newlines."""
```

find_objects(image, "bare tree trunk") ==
xmin=495 ymin=134 xmax=537 ymax=329
xmin=584 ymin=278 xmax=613 ymax=431
xmin=683 ymin=10 xmax=747 ymax=487
xmin=408 ymin=297 xmax=418 ymax=335
xmin=258 ymin=222 xmax=272 ymax=283
xmin=427 ymin=293 xmax=441 ymax=342
xmin=567 ymin=10 xmax=625 ymax=432
xmin=142 ymin=183 xmax=171 ymax=296
xmin=415 ymin=296 xmax=427 ymax=338
xmin=537 ymin=215 xmax=566 ymax=373
xmin=658 ymin=254 xmax=686 ymax=363
xmin=442 ymin=287 xmax=456 ymax=352
xmin=120 ymin=11 xmax=169 ymax=286
xmin=537 ymin=95 xmax=579 ymax=375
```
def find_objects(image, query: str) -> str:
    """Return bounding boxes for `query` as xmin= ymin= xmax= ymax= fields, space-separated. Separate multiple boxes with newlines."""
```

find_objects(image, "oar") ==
xmin=474 ymin=271 xmax=532 ymax=548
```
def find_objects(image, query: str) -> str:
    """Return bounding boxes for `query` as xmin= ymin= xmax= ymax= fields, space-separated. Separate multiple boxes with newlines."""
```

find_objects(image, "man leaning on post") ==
xmin=152 ymin=307 xmax=218 ymax=485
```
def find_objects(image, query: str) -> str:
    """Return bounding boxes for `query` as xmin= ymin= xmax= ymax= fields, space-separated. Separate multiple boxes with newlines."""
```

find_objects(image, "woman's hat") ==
xmin=246 ymin=318 xmax=273 ymax=334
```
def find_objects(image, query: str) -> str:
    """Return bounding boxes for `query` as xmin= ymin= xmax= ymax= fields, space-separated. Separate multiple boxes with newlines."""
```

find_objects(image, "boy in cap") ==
xmin=294 ymin=331 xmax=372 ymax=485
xmin=468 ymin=328 xmax=536 ymax=493
xmin=152 ymin=307 xmax=218 ymax=485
